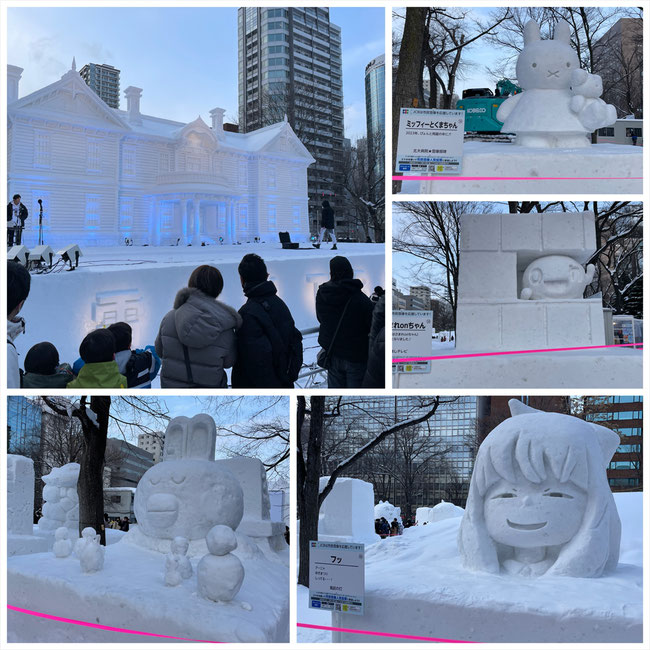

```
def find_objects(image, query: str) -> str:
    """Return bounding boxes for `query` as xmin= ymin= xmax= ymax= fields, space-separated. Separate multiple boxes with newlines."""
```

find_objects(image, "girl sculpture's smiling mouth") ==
xmin=507 ymin=519 xmax=547 ymax=531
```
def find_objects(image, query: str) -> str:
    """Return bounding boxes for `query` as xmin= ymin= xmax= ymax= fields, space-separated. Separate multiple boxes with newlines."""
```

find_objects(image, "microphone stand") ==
xmin=38 ymin=199 xmax=44 ymax=246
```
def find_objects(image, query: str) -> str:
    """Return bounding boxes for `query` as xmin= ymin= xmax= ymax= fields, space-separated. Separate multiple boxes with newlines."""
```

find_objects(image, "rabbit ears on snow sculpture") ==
xmin=163 ymin=414 xmax=217 ymax=461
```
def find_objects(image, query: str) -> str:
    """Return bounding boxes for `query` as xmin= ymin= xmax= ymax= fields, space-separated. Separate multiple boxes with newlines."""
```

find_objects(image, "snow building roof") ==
xmin=9 ymin=62 xmax=314 ymax=162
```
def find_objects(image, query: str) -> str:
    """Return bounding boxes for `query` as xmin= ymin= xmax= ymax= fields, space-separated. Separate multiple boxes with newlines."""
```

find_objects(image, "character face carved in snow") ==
xmin=516 ymin=21 xmax=580 ymax=91
xmin=458 ymin=400 xmax=621 ymax=578
xmin=135 ymin=459 xmax=243 ymax=540
xmin=484 ymin=470 xmax=587 ymax=548
xmin=521 ymin=255 xmax=594 ymax=300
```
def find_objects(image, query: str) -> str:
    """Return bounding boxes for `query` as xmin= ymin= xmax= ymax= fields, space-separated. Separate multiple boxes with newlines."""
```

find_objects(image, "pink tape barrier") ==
xmin=7 ymin=605 xmax=221 ymax=643
xmin=393 ymin=342 xmax=642 ymax=363
xmin=297 ymin=622 xmax=474 ymax=643
xmin=393 ymin=175 xmax=642 ymax=181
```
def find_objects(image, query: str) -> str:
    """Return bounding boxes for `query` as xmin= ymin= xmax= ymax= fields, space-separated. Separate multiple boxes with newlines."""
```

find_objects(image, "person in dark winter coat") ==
xmin=232 ymin=254 xmax=302 ymax=388
xmin=155 ymin=265 xmax=241 ymax=388
xmin=362 ymin=293 xmax=385 ymax=388
xmin=316 ymin=256 xmax=374 ymax=388
xmin=7 ymin=194 xmax=28 ymax=246
xmin=7 ymin=261 xmax=31 ymax=389
xmin=22 ymin=341 xmax=74 ymax=388
xmin=312 ymin=199 xmax=337 ymax=250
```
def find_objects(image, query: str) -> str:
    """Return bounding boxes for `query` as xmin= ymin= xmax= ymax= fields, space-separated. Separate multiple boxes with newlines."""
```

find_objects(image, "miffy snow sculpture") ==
xmin=520 ymin=255 xmax=595 ymax=300
xmin=459 ymin=399 xmax=621 ymax=578
xmin=134 ymin=414 xmax=244 ymax=542
xmin=164 ymin=536 xmax=193 ymax=586
xmin=53 ymin=527 xmax=73 ymax=558
xmin=496 ymin=21 xmax=617 ymax=148
xmin=77 ymin=527 xmax=104 ymax=573
xmin=198 ymin=525 xmax=245 ymax=603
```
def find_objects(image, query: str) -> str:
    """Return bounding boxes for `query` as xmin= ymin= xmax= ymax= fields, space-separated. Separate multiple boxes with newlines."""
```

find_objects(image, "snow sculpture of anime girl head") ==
xmin=135 ymin=414 xmax=243 ymax=540
xmin=458 ymin=400 xmax=621 ymax=577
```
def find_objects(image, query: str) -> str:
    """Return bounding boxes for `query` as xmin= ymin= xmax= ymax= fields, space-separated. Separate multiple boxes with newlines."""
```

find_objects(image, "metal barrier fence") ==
xmin=296 ymin=326 xmax=327 ymax=388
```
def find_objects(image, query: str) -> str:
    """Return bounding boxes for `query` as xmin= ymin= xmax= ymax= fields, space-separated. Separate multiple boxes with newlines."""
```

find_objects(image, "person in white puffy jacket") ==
xmin=7 ymin=261 xmax=31 ymax=388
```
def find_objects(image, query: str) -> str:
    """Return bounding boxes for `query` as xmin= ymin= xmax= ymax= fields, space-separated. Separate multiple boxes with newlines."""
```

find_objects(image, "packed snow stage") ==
xmin=17 ymin=242 xmax=385 ymax=372
xmin=299 ymin=492 xmax=642 ymax=643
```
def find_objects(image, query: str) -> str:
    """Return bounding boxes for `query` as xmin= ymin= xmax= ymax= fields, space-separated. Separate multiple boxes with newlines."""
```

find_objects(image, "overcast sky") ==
xmin=8 ymin=6 xmax=384 ymax=142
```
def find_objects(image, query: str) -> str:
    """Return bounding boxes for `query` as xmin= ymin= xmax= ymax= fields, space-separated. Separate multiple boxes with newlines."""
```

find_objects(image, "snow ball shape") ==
xmin=458 ymin=399 xmax=621 ymax=578
xmin=78 ymin=527 xmax=104 ymax=573
xmin=520 ymin=255 xmax=595 ymax=300
xmin=198 ymin=525 xmax=245 ymax=603
xmin=53 ymin=526 xmax=73 ymax=558
xmin=135 ymin=459 xmax=244 ymax=540
xmin=496 ymin=20 xmax=617 ymax=148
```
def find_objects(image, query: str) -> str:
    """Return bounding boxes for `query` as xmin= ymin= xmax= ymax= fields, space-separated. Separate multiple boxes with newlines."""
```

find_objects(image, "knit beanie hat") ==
xmin=330 ymin=256 xmax=353 ymax=281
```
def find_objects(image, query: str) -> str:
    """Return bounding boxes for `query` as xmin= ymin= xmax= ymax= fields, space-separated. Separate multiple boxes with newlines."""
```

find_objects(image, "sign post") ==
xmin=309 ymin=541 xmax=365 ymax=615
xmin=392 ymin=310 xmax=433 ymax=374
xmin=395 ymin=108 xmax=465 ymax=175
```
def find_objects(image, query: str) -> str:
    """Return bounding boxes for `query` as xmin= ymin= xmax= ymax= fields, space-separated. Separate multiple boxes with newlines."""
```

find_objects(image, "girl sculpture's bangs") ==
xmin=475 ymin=419 xmax=591 ymax=496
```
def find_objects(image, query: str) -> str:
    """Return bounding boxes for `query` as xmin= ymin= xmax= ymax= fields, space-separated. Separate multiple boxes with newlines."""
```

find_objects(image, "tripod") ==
xmin=38 ymin=199 xmax=44 ymax=246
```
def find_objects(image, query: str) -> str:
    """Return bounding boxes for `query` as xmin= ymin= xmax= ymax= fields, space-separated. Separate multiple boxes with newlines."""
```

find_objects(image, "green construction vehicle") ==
xmin=457 ymin=79 xmax=523 ymax=134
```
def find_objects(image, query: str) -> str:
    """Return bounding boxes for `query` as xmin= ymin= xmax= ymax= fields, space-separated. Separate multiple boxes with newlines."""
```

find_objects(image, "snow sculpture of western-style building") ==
xmin=7 ymin=61 xmax=314 ymax=248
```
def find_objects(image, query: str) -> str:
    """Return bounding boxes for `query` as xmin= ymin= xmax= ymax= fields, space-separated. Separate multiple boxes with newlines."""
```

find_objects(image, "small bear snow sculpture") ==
xmin=77 ymin=527 xmax=104 ymax=573
xmin=53 ymin=526 xmax=73 ymax=558
xmin=520 ymin=255 xmax=595 ymax=300
xmin=496 ymin=20 xmax=617 ymax=148
xmin=458 ymin=399 xmax=621 ymax=577
xmin=197 ymin=525 xmax=245 ymax=602
xmin=164 ymin=553 xmax=183 ymax=587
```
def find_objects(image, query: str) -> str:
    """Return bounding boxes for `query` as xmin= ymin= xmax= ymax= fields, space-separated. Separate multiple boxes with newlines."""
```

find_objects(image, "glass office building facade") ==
xmin=7 ymin=396 xmax=42 ymax=454
xmin=364 ymin=53 xmax=385 ymax=192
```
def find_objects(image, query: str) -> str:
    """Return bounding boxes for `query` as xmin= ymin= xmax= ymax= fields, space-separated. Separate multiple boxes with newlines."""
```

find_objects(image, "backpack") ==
xmin=251 ymin=299 xmax=303 ymax=385
xmin=124 ymin=350 xmax=153 ymax=388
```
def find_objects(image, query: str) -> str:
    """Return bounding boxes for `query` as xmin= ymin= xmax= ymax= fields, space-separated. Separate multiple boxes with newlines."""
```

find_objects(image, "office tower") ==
xmin=79 ymin=62 xmax=120 ymax=108
xmin=238 ymin=7 xmax=345 ymax=234
xmin=364 ymin=53 xmax=385 ymax=191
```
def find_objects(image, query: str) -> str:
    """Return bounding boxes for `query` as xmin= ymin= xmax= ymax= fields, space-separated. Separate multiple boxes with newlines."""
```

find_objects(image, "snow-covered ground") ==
xmin=298 ymin=492 xmax=642 ymax=643
xmin=8 ymin=527 xmax=289 ymax=642
xmin=15 ymin=242 xmax=384 ymax=383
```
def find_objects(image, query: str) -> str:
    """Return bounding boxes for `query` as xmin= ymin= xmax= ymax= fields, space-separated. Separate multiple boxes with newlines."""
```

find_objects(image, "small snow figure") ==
xmin=74 ymin=526 xmax=97 ymax=557
xmin=53 ymin=526 xmax=72 ymax=558
xmin=173 ymin=536 xmax=193 ymax=580
xmin=78 ymin=527 xmax=104 ymax=573
xmin=197 ymin=525 xmax=244 ymax=603
xmin=165 ymin=552 xmax=183 ymax=587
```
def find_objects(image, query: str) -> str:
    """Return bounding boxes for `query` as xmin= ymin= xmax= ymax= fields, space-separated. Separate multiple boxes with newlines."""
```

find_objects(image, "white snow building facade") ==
xmin=7 ymin=62 xmax=314 ymax=248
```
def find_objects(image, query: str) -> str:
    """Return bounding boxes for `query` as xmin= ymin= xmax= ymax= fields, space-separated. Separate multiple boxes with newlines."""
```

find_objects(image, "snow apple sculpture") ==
xmin=37 ymin=463 xmax=80 ymax=534
xmin=496 ymin=20 xmax=617 ymax=148
xmin=134 ymin=414 xmax=244 ymax=541
xmin=520 ymin=255 xmax=595 ymax=300
xmin=458 ymin=399 xmax=621 ymax=577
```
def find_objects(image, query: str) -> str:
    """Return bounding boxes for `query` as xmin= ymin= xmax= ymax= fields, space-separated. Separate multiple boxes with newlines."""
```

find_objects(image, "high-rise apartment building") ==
xmin=317 ymin=396 xmax=478 ymax=513
xmin=364 ymin=53 xmax=385 ymax=191
xmin=237 ymin=7 xmax=345 ymax=234
xmin=137 ymin=432 xmax=164 ymax=464
xmin=79 ymin=63 xmax=120 ymax=108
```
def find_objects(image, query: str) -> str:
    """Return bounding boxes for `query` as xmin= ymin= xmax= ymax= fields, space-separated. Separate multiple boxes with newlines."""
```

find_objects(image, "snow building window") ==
xmin=159 ymin=152 xmax=170 ymax=173
xmin=239 ymin=161 xmax=248 ymax=186
xmin=85 ymin=195 xmax=101 ymax=230
xmin=292 ymin=206 xmax=301 ymax=225
xmin=268 ymin=205 xmax=277 ymax=230
xmin=86 ymin=138 xmax=101 ymax=172
xmin=291 ymin=167 xmax=300 ymax=189
xmin=268 ymin=165 xmax=277 ymax=189
xmin=119 ymin=198 xmax=134 ymax=229
xmin=34 ymin=132 xmax=50 ymax=168
xmin=123 ymin=145 xmax=136 ymax=176
xmin=186 ymin=154 xmax=201 ymax=173
xmin=239 ymin=205 xmax=248 ymax=229
xmin=160 ymin=202 xmax=174 ymax=230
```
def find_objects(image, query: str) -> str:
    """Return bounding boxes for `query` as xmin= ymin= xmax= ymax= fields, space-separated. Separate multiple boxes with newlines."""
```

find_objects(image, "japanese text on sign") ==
xmin=392 ymin=310 xmax=433 ymax=359
xmin=395 ymin=108 xmax=465 ymax=175
xmin=309 ymin=541 xmax=365 ymax=615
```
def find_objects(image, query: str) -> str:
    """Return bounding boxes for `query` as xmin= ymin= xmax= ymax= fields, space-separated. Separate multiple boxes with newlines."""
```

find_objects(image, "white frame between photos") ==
xmin=0 ymin=0 xmax=647 ymax=649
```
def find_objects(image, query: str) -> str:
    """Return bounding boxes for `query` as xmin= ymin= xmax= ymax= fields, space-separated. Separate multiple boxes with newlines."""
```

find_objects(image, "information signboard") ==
xmin=309 ymin=541 xmax=365 ymax=615
xmin=395 ymin=108 xmax=465 ymax=175
xmin=393 ymin=310 xmax=433 ymax=357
